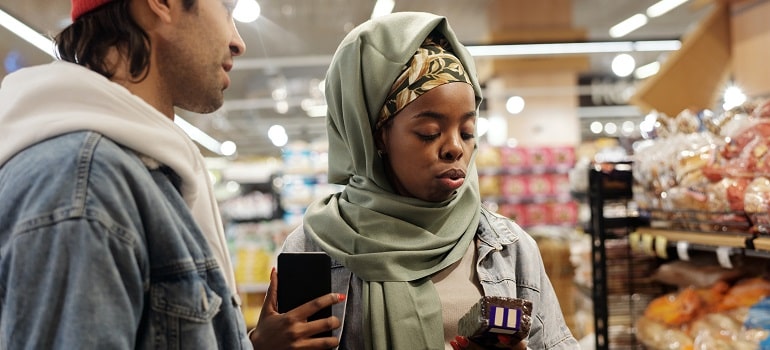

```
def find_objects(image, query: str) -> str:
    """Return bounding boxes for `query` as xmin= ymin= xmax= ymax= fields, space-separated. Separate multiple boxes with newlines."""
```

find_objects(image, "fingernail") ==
xmin=455 ymin=336 xmax=469 ymax=347
xmin=450 ymin=340 xmax=460 ymax=350
xmin=337 ymin=293 xmax=347 ymax=302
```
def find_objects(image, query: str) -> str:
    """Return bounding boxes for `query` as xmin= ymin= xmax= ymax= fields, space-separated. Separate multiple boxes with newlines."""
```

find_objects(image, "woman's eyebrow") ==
xmin=411 ymin=110 xmax=477 ymax=121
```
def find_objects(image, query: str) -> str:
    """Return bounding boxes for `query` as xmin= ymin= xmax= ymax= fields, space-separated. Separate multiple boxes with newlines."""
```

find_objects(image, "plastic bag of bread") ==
xmin=651 ymin=261 xmax=745 ymax=289
xmin=635 ymin=315 xmax=694 ymax=350
xmin=743 ymin=178 xmax=770 ymax=233
xmin=707 ymin=177 xmax=750 ymax=212
xmin=690 ymin=310 xmax=769 ymax=349
xmin=644 ymin=287 xmax=703 ymax=326
xmin=718 ymin=277 xmax=770 ymax=311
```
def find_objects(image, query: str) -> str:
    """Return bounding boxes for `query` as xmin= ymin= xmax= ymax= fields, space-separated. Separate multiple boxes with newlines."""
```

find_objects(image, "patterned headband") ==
xmin=376 ymin=34 xmax=472 ymax=130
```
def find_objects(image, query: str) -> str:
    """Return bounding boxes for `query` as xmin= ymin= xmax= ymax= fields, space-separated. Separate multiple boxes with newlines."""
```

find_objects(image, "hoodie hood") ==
xmin=0 ymin=61 xmax=236 ymax=292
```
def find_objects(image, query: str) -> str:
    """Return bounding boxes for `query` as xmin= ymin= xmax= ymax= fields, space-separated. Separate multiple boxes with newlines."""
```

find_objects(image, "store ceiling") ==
xmin=0 ymin=0 xmax=713 ymax=158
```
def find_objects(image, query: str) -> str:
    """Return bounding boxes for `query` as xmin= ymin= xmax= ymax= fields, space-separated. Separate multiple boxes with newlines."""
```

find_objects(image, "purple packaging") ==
xmin=457 ymin=296 xmax=533 ymax=348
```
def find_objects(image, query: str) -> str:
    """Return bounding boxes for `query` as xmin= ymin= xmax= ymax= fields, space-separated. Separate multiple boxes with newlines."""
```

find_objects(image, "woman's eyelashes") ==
xmin=415 ymin=131 xmax=475 ymax=142
xmin=417 ymin=133 xmax=440 ymax=142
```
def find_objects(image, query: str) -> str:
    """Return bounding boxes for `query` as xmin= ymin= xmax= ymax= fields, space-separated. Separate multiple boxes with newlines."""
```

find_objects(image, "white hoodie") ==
xmin=0 ymin=61 xmax=237 ymax=293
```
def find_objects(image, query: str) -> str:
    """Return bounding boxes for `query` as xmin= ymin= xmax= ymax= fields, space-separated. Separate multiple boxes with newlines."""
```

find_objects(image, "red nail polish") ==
xmin=450 ymin=341 xmax=460 ymax=350
xmin=456 ymin=336 xmax=469 ymax=347
xmin=337 ymin=293 xmax=347 ymax=302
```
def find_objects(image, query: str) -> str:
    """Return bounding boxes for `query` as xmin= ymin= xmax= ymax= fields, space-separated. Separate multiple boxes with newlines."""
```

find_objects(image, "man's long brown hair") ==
xmin=55 ymin=0 xmax=196 ymax=82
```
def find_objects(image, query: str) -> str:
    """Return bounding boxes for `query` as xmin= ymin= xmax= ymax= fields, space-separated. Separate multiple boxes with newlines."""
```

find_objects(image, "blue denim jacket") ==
xmin=0 ymin=131 xmax=251 ymax=349
xmin=282 ymin=207 xmax=579 ymax=350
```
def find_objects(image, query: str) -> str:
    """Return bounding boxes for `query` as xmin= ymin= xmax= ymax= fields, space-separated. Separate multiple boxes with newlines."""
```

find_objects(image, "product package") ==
xmin=458 ymin=296 xmax=533 ymax=348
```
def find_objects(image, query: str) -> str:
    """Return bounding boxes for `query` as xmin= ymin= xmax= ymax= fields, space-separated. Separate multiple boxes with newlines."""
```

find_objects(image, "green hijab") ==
xmin=302 ymin=12 xmax=483 ymax=350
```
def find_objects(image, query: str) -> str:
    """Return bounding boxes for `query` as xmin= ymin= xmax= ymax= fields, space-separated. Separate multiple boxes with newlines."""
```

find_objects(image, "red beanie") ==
xmin=71 ymin=0 xmax=113 ymax=21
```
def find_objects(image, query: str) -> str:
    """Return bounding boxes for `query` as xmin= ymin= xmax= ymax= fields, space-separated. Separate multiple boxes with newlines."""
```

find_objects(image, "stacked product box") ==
xmin=477 ymin=144 xmax=578 ymax=228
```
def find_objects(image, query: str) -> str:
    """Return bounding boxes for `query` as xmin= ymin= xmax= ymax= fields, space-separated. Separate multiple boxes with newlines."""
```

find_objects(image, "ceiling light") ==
xmin=590 ymin=121 xmax=603 ymax=134
xmin=611 ymin=53 xmax=636 ymax=77
xmin=174 ymin=117 xmax=227 ymax=155
xmin=275 ymin=100 xmax=289 ymax=114
xmin=219 ymin=140 xmax=237 ymax=156
xmin=305 ymin=105 xmax=327 ymax=118
xmin=505 ymin=96 xmax=525 ymax=114
xmin=268 ymin=125 xmax=288 ymax=147
xmin=465 ymin=40 xmax=680 ymax=57
xmin=621 ymin=121 xmax=636 ymax=135
xmin=632 ymin=41 xmax=681 ymax=51
xmin=609 ymin=13 xmax=648 ymax=38
xmin=234 ymin=0 xmax=260 ymax=23
xmin=0 ymin=9 xmax=55 ymax=57
xmin=634 ymin=61 xmax=660 ymax=79
xmin=226 ymin=180 xmax=241 ymax=193
xmin=647 ymin=0 xmax=689 ymax=18
xmin=371 ymin=0 xmax=394 ymax=19
xmin=722 ymin=86 xmax=746 ymax=111
xmin=604 ymin=122 xmax=618 ymax=134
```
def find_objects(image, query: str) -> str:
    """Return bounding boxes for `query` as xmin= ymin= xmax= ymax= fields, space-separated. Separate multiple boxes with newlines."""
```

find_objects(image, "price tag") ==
xmin=654 ymin=236 xmax=668 ymax=259
xmin=676 ymin=241 xmax=690 ymax=261
xmin=716 ymin=247 xmax=733 ymax=269
xmin=629 ymin=232 xmax=640 ymax=252
xmin=641 ymin=234 xmax=655 ymax=256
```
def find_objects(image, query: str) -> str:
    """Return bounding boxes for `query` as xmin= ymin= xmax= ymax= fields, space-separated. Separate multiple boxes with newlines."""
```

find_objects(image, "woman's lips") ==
xmin=439 ymin=169 xmax=466 ymax=180
xmin=438 ymin=177 xmax=465 ymax=190
xmin=438 ymin=169 xmax=466 ymax=190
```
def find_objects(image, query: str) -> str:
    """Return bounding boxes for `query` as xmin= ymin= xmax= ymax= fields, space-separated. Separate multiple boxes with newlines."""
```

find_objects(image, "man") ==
xmin=0 ymin=0 xmax=339 ymax=348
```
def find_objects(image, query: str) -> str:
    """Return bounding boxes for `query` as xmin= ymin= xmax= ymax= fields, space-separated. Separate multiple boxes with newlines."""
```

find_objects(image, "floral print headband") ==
xmin=376 ymin=33 xmax=472 ymax=130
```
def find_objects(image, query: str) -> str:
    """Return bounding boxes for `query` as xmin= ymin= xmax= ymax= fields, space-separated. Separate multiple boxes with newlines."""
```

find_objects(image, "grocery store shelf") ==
xmin=634 ymin=228 xmax=751 ymax=248
xmin=632 ymin=227 xmax=770 ymax=262
xmin=754 ymin=237 xmax=770 ymax=252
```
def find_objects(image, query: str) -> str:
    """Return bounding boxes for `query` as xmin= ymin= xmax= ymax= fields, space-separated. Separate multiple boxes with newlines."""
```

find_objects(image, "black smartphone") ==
xmin=277 ymin=252 xmax=333 ymax=337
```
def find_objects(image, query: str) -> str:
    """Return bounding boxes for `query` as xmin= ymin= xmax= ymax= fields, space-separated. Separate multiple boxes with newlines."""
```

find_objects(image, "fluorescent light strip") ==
xmin=0 ymin=9 xmax=225 ymax=156
xmin=0 ymin=9 xmax=56 ymax=57
xmin=174 ymin=116 xmax=224 ymax=155
xmin=609 ymin=13 xmax=648 ymax=38
xmin=647 ymin=0 xmax=689 ymax=18
xmin=634 ymin=61 xmax=661 ymax=79
xmin=465 ymin=40 xmax=680 ymax=57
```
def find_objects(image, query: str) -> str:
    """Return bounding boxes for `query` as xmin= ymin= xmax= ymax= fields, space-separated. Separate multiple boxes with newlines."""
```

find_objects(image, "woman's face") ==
xmin=378 ymin=82 xmax=477 ymax=202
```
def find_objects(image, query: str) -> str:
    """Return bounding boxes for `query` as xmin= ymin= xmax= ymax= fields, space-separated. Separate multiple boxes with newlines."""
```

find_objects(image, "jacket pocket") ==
xmin=149 ymin=278 xmax=223 ymax=349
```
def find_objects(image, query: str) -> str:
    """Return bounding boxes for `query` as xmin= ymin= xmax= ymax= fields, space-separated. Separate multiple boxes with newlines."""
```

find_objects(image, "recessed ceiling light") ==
xmin=609 ymin=13 xmax=648 ymax=38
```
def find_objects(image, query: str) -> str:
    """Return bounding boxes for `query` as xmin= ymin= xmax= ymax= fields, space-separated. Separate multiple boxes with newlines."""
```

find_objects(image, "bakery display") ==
xmin=633 ymin=100 xmax=770 ymax=233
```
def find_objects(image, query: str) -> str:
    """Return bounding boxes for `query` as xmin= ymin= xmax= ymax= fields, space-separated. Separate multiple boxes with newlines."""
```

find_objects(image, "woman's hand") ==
xmin=450 ymin=335 xmax=527 ymax=350
xmin=249 ymin=268 xmax=345 ymax=349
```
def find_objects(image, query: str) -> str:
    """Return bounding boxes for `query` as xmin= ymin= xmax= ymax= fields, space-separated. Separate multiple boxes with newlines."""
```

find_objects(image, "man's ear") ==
xmin=142 ymin=0 xmax=173 ymax=23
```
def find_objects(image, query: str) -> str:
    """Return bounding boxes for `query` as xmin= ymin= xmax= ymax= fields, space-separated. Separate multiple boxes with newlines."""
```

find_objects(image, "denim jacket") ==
xmin=0 ymin=131 xmax=251 ymax=349
xmin=281 ymin=207 xmax=579 ymax=349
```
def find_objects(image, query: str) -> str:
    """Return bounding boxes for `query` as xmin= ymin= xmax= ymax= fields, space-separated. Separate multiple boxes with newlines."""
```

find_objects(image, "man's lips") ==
xmin=222 ymin=63 xmax=233 ymax=89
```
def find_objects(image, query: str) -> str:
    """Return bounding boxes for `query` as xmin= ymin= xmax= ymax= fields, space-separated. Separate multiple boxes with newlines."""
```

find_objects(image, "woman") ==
xmin=278 ymin=12 xmax=578 ymax=350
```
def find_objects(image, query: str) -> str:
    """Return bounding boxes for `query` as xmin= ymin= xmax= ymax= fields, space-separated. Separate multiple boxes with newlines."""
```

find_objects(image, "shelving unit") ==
xmin=755 ymin=237 xmax=770 ymax=252
xmin=587 ymin=161 xmax=666 ymax=350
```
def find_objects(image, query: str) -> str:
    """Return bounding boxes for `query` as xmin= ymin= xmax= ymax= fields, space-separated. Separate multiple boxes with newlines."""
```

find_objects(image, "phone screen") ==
xmin=277 ymin=252 xmax=332 ymax=337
